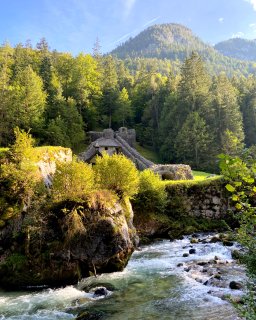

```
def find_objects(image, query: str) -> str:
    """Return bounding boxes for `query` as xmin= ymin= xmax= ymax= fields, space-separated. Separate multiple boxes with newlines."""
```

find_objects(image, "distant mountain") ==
xmin=214 ymin=38 xmax=256 ymax=61
xmin=111 ymin=23 xmax=256 ymax=76
xmin=112 ymin=23 xmax=212 ymax=60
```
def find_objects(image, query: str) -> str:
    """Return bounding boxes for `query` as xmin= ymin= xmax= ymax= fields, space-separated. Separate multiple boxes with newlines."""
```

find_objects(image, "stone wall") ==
xmin=151 ymin=164 xmax=194 ymax=180
xmin=165 ymin=178 xmax=229 ymax=219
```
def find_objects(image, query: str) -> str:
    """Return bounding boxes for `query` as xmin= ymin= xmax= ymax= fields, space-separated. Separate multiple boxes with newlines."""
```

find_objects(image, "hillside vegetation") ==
xmin=111 ymin=23 xmax=256 ymax=76
xmin=215 ymin=38 xmax=256 ymax=62
xmin=1 ymin=26 xmax=256 ymax=172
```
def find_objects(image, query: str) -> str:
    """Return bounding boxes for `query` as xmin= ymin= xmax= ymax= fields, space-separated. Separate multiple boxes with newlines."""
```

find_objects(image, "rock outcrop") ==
xmin=0 ymin=200 xmax=138 ymax=289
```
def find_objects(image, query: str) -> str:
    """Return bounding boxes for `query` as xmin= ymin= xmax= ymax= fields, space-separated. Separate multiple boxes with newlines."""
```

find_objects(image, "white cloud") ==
xmin=244 ymin=0 xmax=256 ymax=11
xmin=218 ymin=17 xmax=224 ymax=23
xmin=232 ymin=31 xmax=245 ymax=38
xmin=123 ymin=0 xmax=137 ymax=17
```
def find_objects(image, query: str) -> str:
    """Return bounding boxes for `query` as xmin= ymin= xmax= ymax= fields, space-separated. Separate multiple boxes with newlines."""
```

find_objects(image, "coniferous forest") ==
xmin=1 ymin=17 xmax=256 ymax=319
xmin=1 ymin=29 xmax=256 ymax=172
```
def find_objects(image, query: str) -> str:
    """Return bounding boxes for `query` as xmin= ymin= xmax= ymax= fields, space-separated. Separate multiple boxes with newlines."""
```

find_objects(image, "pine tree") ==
xmin=100 ymin=56 xmax=119 ymax=128
xmin=178 ymin=52 xmax=211 ymax=116
xmin=174 ymin=112 xmax=210 ymax=169
xmin=211 ymin=73 xmax=244 ymax=154
xmin=113 ymin=87 xmax=132 ymax=126
xmin=11 ymin=66 xmax=47 ymax=131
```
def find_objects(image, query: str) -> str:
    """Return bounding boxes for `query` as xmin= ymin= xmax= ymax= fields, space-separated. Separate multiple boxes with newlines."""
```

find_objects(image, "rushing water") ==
xmin=0 ymin=234 xmax=246 ymax=320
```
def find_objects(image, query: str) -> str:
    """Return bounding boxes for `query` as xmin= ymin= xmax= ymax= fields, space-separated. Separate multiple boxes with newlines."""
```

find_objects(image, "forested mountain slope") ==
xmin=111 ymin=23 xmax=256 ymax=76
xmin=215 ymin=38 xmax=256 ymax=61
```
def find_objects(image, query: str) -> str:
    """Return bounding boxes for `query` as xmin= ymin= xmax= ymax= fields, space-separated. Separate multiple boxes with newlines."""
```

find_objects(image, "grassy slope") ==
xmin=134 ymin=143 xmax=160 ymax=163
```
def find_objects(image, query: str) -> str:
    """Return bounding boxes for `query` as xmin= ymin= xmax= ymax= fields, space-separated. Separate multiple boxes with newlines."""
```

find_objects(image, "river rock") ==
xmin=189 ymin=248 xmax=196 ymax=254
xmin=229 ymin=281 xmax=243 ymax=290
xmin=76 ymin=311 xmax=103 ymax=320
xmin=92 ymin=287 xmax=108 ymax=297
xmin=223 ymin=240 xmax=234 ymax=247
xmin=183 ymin=253 xmax=189 ymax=257
xmin=210 ymin=236 xmax=221 ymax=243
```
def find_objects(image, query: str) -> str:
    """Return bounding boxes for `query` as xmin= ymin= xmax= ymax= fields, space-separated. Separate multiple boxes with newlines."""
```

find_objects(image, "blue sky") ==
xmin=0 ymin=0 xmax=256 ymax=55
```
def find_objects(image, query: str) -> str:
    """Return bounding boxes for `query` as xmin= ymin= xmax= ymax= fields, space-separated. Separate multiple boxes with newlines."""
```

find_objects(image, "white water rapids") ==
xmin=0 ymin=234 xmax=246 ymax=319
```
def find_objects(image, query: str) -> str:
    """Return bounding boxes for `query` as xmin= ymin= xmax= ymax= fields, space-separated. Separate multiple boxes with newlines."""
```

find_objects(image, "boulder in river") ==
xmin=229 ymin=281 xmax=243 ymax=290
xmin=189 ymin=248 xmax=196 ymax=254
xmin=92 ymin=287 xmax=109 ymax=297
xmin=223 ymin=240 xmax=234 ymax=247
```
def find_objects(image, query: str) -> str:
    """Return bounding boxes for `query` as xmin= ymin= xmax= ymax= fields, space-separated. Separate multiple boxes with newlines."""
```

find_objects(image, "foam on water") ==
xmin=0 ymin=234 xmax=245 ymax=320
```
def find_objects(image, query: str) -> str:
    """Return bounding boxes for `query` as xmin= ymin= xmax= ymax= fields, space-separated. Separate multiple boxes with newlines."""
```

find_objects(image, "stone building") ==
xmin=79 ymin=127 xmax=193 ymax=180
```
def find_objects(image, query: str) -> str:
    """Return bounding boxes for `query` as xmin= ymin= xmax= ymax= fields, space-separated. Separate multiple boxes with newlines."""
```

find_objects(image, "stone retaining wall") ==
xmin=165 ymin=178 xmax=229 ymax=219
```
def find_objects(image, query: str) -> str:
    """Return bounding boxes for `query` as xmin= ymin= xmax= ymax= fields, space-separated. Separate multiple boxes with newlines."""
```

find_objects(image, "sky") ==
xmin=0 ymin=0 xmax=256 ymax=55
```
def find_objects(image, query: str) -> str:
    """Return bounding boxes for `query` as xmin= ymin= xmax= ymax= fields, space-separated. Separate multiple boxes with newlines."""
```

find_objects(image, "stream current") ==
xmin=0 ymin=234 xmax=246 ymax=320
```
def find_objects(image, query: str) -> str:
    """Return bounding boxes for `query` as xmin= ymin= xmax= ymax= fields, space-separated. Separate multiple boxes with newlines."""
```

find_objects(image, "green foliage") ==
xmin=11 ymin=65 xmax=47 ymax=129
xmin=133 ymin=169 xmax=167 ymax=213
xmin=52 ymin=159 xmax=94 ymax=203
xmin=9 ymin=127 xmax=36 ymax=162
xmin=94 ymin=153 xmax=139 ymax=199
xmin=219 ymin=153 xmax=256 ymax=318
xmin=0 ymin=128 xmax=43 ymax=213
xmin=0 ymin=37 xmax=256 ymax=173
xmin=3 ymin=254 xmax=27 ymax=271
xmin=174 ymin=112 xmax=210 ymax=168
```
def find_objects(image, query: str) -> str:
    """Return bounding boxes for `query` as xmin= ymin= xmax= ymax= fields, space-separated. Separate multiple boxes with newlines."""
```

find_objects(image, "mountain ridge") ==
xmin=214 ymin=38 xmax=256 ymax=61
xmin=110 ymin=23 xmax=256 ymax=76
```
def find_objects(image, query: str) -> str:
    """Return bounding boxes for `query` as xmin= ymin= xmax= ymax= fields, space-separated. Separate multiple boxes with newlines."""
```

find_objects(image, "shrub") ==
xmin=94 ymin=153 xmax=139 ymax=199
xmin=0 ymin=128 xmax=43 ymax=212
xmin=133 ymin=169 xmax=167 ymax=213
xmin=52 ymin=159 xmax=94 ymax=203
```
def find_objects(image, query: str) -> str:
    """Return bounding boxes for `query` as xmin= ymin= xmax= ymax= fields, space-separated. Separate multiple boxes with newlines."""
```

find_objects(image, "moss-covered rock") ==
xmin=0 ymin=200 xmax=137 ymax=289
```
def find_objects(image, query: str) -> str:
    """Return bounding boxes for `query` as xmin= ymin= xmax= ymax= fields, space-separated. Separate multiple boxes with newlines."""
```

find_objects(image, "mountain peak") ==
xmin=111 ymin=23 xmax=206 ymax=59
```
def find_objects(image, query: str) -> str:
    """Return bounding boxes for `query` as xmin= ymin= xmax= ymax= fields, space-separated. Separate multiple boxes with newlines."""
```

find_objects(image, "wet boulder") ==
xmin=229 ymin=281 xmax=243 ymax=290
xmin=91 ymin=287 xmax=109 ymax=297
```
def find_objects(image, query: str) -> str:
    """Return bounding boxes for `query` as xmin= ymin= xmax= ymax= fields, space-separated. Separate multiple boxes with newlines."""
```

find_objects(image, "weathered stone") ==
xmin=212 ymin=196 xmax=221 ymax=205
xmin=151 ymin=164 xmax=193 ymax=180
xmin=189 ymin=248 xmax=196 ymax=254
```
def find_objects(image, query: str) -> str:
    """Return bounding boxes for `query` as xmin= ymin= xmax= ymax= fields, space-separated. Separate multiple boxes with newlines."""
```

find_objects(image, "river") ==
xmin=0 ymin=234 xmax=246 ymax=320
